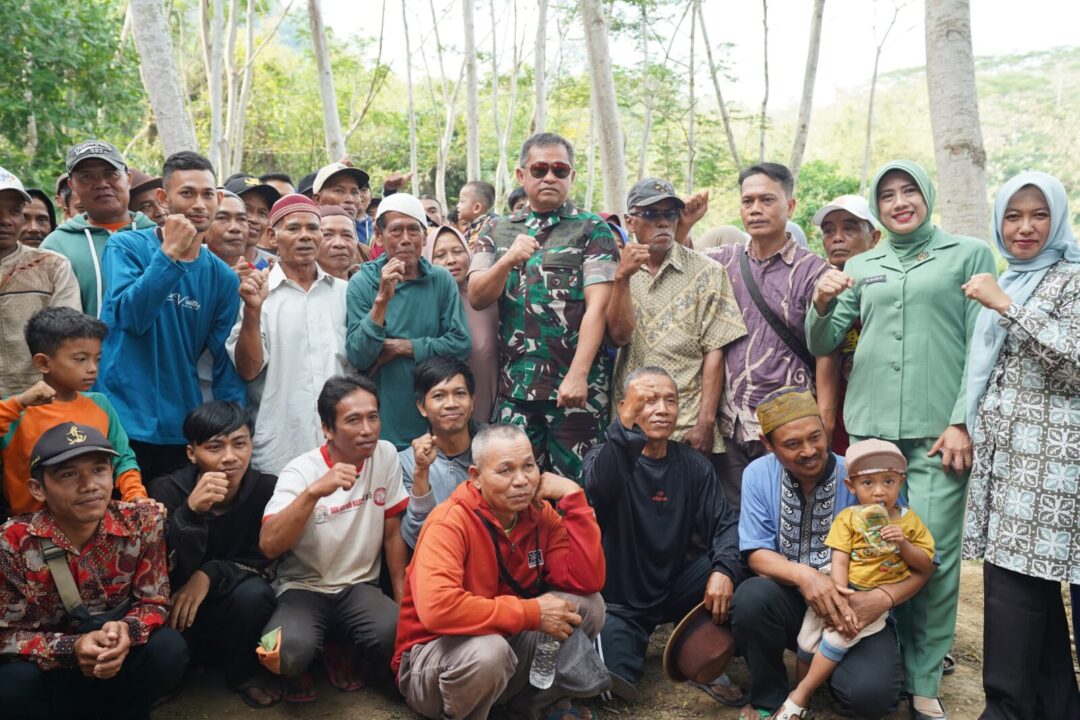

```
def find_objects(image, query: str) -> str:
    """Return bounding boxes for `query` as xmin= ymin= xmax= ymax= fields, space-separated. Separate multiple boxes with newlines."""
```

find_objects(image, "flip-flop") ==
xmin=737 ymin=705 xmax=772 ymax=720
xmin=283 ymin=672 xmax=317 ymax=704
xmin=322 ymin=644 xmax=365 ymax=692
xmin=543 ymin=708 xmax=598 ymax=720
xmin=239 ymin=686 xmax=281 ymax=710
xmin=688 ymin=673 xmax=750 ymax=708
xmin=942 ymin=653 xmax=956 ymax=676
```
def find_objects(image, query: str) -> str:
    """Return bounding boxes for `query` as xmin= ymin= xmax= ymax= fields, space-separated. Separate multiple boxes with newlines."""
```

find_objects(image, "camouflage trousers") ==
xmin=494 ymin=390 xmax=609 ymax=483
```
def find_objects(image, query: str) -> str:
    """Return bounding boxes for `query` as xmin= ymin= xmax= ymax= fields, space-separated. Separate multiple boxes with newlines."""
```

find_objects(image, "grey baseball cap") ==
xmin=66 ymin=140 xmax=126 ymax=173
xmin=627 ymin=177 xmax=685 ymax=210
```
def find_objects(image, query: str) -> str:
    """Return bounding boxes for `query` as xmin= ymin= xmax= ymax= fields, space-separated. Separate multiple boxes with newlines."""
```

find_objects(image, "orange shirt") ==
xmin=0 ymin=393 xmax=145 ymax=515
xmin=90 ymin=220 xmax=132 ymax=234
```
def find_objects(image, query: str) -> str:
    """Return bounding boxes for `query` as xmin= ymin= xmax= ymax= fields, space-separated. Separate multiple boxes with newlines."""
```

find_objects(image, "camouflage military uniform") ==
xmin=470 ymin=201 xmax=619 ymax=480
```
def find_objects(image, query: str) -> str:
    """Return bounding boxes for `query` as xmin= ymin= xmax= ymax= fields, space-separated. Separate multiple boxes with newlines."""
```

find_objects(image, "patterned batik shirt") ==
xmin=471 ymin=201 xmax=620 ymax=401
xmin=704 ymin=236 xmax=829 ymax=444
xmin=611 ymin=242 xmax=747 ymax=452
xmin=0 ymin=502 xmax=169 ymax=669
xmin=964 ymin=261 xmax=1080 ymax=584
xmin=779 ymin=458 xmax=840 ymax=570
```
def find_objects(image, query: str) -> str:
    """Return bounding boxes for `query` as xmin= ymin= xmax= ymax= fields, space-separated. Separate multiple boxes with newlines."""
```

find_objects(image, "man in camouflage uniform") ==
xmin=468 ymin=133 xmax=619 ymax=480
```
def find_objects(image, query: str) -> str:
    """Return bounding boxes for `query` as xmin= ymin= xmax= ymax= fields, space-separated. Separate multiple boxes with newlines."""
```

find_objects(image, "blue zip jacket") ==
xmin=97 ymin=227 xmax=246 ymax=445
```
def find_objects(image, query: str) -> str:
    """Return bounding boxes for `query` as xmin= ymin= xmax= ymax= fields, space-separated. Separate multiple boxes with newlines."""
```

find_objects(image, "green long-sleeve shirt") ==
xmin=805 ymin=229 xmax=996 ymax=440
xmin=346 ymin=256 xmax=472 ymax=449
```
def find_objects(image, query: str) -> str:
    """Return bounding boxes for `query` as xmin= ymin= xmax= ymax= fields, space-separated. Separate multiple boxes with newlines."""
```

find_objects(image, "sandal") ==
xmin=322 ymin=642 xmax=365 ymax=692
xmin=236 ymin=672 xmax=282 ymax=709
xmin=283 ymin=671 xmax=317 ymax=704
xmin=738 ymin=705 xmax=773 ymax=720
xmin=544 ymin=707 xmax=597 ymax=720
xmin=771 ymin=698 xmax=809 ymax=719
xmin=688 ymin=672 xmax=750 ymax=707
xmin=942 ymin=652 xmax=956 ymax=676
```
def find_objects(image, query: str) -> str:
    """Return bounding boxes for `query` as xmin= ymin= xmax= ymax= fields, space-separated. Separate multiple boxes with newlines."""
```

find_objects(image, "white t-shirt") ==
xmin=263 ymin=441 xmax=409 ymax=595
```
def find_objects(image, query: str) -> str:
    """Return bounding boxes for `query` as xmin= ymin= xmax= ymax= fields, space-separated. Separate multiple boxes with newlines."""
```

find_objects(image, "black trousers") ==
xmin=129 ymin=440 xmax=189 ymax=483
xmin=731 ymin=576 xmax=901 ymax=718
xmin=185 ymin=575 xmax=276 ymax=688
xmin=0 ymin=627 xmax=188 ymax=720
xmin=597 ymin=554 xmax=711 ymax=685
xmin=981 ymin=562 xmax=1080 ymax=720
xmin=710 ymin=437 xmax=766 ymax=515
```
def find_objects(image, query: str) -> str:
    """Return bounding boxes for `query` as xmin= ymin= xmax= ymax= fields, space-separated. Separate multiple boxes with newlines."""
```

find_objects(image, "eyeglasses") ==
xmin=527 ymin=162 xmax=573 ymax=179
xmin=628 ymin=208 xmax=682 ymax=223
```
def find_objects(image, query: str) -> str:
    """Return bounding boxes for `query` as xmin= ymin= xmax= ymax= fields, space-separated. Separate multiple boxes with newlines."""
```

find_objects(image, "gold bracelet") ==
xmin=877 ymin=586 xmax=896 ymax=609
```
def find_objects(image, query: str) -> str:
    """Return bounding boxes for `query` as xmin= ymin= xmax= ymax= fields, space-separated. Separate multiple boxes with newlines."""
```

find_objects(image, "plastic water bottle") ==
xmin=529 ymin=636 xmax=561 ymax=689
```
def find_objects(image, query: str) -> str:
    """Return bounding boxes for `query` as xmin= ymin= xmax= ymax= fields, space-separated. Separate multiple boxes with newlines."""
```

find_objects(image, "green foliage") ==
xmin=791 ymin=161 xmax=861 ymax=257
xmin=0 ymin=0 xmax=144 ymax=189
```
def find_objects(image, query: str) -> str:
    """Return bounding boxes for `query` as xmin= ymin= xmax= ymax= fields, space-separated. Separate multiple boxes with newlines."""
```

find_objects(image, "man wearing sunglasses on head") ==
xmin=606 ymin=178 xmax=747 ymax=462
xmin=468 ymin=133 xmax=620 ymax=482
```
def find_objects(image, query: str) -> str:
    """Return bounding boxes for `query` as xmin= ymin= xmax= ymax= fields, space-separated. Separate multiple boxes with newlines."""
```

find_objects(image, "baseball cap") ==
xmin=375 ymin=192 xmax=427 ymax=228
xmin=845 ymin=438 xmax=907 ymax=477
xmin=65 ymin=140 xmax=126 ymax=173
xmin=0 ymin=167 xmax=32 ymax=203
xmin=29 ymin=423 xmax=118 ymax=475
xmin=812 ymin=195 xmax=875 ymax=227
xmin=297 ymin=171 xmax=318 ymax=197
xmin=129 ymin=168 xmax=163 ymax=196
xmin=223 ymin=174 xmax=282 ymax=209
xmin=269 ymin=193 xmax=320 ymax=228
xmin=627 ymin=177 xmax=686 ymax=210
xmin=313 ymin=163 xmax=370 ymax=195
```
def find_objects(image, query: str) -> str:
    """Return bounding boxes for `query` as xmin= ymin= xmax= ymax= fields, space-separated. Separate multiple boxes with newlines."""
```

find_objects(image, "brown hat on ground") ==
xmin=662 ymin=601 xmax=736 ymax=684
xmin=846 ymin=438 xmax=907 ymax=477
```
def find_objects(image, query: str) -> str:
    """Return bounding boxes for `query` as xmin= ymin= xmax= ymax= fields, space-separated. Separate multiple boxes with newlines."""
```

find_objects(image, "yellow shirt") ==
xmin=825 ymin=505 xmax=935 ymax=590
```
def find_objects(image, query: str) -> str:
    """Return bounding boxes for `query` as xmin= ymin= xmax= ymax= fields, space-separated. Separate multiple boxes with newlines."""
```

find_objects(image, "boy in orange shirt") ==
xmin=1 ymin=307 xmax=146 ymax=516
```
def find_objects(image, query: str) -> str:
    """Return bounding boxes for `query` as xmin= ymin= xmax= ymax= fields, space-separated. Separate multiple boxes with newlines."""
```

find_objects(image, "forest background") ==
xmin=2 ymin=0 xmax=1078 ymax=259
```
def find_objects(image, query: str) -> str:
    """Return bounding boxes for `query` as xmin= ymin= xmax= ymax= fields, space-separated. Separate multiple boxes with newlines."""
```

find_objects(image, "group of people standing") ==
xmin=0 ymin=125 xmax=1076 ymax=720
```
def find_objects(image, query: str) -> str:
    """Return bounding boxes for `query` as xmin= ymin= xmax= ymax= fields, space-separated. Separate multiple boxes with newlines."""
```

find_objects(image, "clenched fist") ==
xmin=161 ymin=214 xmax=199 ymax=261
xmin=188 ymin=471 xmax=229 ymax=513
xmin=16 ymin=380 xmax=56 ymax=408
xmin=813 ymin=269 xmax=855 ymax=316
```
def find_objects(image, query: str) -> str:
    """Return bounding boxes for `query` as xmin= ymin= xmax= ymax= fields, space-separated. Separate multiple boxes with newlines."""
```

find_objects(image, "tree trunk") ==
xmin=427 ymin=0 xmax=464 ymax=210
xmin=636 ymin=2 xmax=652 ymax=180
xmin=697 ymin=1 xmax=740 ymax=170
xmin=497 ymin=0 xmax=522 ymax=200
xmin=860 ymin=1 xmax=904 ymax=194
xmin=130 ymin=0 xmax=197 ymax=156
xmin=532 ymin=0 xmax=548 ymax=134
xmin=788 ymin=0 xmax=825 ymax=181
xmin=759 ymin=0 xmax=769 ymax=162
xmin=308 ymin=0 xmax=345 ymax=161
xmin=686 ymin=0 xmax=696 ymax=194
xmin=199 ymin=0 xmax=226 ymax=174
xmin=585 ymin=93 xmax=596 ymax=211
xmin=403 ymin=1 xmax=419 ymax=195
xmin=463 ymin=0 xmax=480 ymax=180
xmin=925 ymin=0 xmax=989 ymax=239
xmin=580 ymin=0 xmax=627 ymax=215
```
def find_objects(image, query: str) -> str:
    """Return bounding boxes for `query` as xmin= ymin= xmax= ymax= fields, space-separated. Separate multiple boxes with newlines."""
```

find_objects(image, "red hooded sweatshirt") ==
xmin=392 ymin=481 xmax=606 ymax=677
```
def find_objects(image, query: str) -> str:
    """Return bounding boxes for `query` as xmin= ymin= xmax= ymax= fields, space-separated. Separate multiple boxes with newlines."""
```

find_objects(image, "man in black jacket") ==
xmin=148 ymin=401 xmax=279 ymax=707
xmin=582 ymin=366 xmax=744 ymax=705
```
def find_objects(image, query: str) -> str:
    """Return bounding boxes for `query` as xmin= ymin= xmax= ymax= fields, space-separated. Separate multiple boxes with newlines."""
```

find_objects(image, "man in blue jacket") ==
xmin=345 ymin=193 xmax=471 ymax=449
xmin=97 ymin=151 xmax=246 ymax=480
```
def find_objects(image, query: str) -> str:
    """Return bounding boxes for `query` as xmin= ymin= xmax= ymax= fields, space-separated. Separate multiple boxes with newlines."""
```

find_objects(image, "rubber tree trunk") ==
xmin=580 ymin=0 xmax=627 ymax=215
xmin=308 ymin=0 xmax=346 ymax=161
xmin=129 ymin=0 xmax=197 ymax=155
xmin=463 ymin=0 xmax=480 ymax=180
xmin=788 ymin=0 xmax=825 ymax=182
xmin=925 ymin=0 xmax=990 ymax=239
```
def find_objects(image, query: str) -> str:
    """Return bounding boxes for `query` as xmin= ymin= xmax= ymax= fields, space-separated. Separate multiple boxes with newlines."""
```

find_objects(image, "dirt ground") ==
xmin=155 ymin=562 xmax=1067 ymax=719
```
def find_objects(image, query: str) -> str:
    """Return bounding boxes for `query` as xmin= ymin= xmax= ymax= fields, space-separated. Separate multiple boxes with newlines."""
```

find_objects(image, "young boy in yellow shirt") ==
xmin=773 ymin=439 xmax=935 ymax=719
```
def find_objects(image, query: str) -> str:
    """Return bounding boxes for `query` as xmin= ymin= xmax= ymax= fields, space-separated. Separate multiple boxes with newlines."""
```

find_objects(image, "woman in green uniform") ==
xmin=805 ymin=160 xmax=995 ymax=720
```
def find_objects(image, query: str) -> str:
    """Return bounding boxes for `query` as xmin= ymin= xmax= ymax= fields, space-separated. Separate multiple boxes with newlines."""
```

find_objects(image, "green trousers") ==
xmin=850 ymin=435 xmax=966 ymax=698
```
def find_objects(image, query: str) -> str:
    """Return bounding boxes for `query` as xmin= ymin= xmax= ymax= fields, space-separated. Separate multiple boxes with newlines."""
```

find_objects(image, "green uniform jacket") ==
xmin=40 ymin=211 xmax=157 ymax=317
xmin=805 ymin=230 xmax=996 ymax=440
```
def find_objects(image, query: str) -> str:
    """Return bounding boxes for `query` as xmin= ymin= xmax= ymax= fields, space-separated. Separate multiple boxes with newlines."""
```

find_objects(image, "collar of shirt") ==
xmin=525 ymin=200 xmax=580 ymax=233
xmin=745 ymin=233 xmax=798 ymax=265
xmin=267 ymin=260 xmax=336 ymax=292
xmin=856 ymin=226 xmax=957 ymax=272
xmin=26 ymin=504 xmax=134 ymax=553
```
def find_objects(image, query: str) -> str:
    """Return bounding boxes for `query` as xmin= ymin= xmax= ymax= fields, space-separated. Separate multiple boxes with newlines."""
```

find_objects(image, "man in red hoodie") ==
xmin=394 ymin=423 xmax=606 ymax=720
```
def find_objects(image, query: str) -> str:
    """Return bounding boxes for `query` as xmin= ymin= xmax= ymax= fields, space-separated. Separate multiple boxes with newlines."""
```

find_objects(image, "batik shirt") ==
xmin=471 ymin=201 xmax=619 ymax=402
xmin=964 ymin=261 xmax=1080 ymax=584
xmin=0 ymin=502 xmax=169 ymax=669
xmin=612 ymin=242 xmax=746 ymax=452
xmin=705 ymin=236 xmax=829 ymax=443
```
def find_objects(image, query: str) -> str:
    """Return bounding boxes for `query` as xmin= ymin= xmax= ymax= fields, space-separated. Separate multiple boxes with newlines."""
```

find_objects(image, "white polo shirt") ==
xmin=264 ymin=441 xmax=409 ymax=595
xmin=226 ymin=263 xmax=351 ymax=475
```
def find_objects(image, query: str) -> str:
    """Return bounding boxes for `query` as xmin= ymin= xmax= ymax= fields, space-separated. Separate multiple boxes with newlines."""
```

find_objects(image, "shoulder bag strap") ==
xmin=738 ymin=248 xmax=817 ymax=373
xmin=40 ymin=538 xmax=88 ymax=615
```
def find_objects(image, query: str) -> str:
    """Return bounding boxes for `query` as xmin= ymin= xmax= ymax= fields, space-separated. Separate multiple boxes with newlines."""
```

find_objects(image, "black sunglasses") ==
xmin=527 ymin=161 xmax=573 ymax=179
xmin=628 ymin=208 xmax=682 ymax=223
